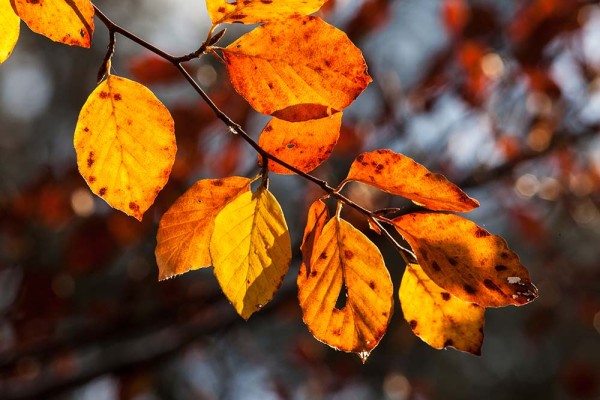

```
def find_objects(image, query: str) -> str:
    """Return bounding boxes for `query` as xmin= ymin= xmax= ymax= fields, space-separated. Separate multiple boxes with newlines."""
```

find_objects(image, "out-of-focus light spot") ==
xmin=480 ymin=53 xmax=504 ymax=80
xmin=197 ymin=64 xmax=217 ymax=87
xmin=526 ymin=92 xmax=552 ymax=116
xmin=571 ymin=199 xmax=600 ymax=225
xmin=383 ymin=372 xmax=411 ymax=400
xmin=16 ymin=357 xmax=41 ymax=380
xmin=71 ymin=188 xmax=95 ymax=217
xmin=52 ymin=273 xmax=75 ymax=298
xmin=526 ymin=126 xmax=553 ymax=152
xmin=578 ymin=5 xmax=596 ymax=26
xmin=127 ymin=257 xmax=150 ymax=281
xmin=569 ymin=173 xmax=594 ymax=197
xmin=539 ymin=177 xmax=561 ymax=201
xmin=515 ymin=174 xmax=540 ymax=198
xmin=593 ymin=310 xmax=600 ymax=334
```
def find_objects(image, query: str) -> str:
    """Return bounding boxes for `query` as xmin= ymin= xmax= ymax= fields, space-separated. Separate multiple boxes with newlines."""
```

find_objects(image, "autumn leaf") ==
xmin=300 ymin=199 xmax=330 ymax=267
xmin=210 ymin=187 xmax=291 ymax=319
xmin=206 ymin=0 xmax=328 ymax=25
xmin=394 ymin=213 xmax=538 ymax=307
xmin=400 ymin=263 xmax=484 ymax=355
xmin=13 ymin=0 xmax=94 ymax=48
xmin=298 ymin=217 xmax=393 ymax=361
xmin=0 ymin=0 xmax=20 ymax=63
xmin=155 ymin=177 xmax=251 ymax=281
xmin=258 ymin=113 xmax=342 ymax=174
xmin=74 ymin=75 xmax=176 ymax=221
xmin=346 ymin=149 xmax=479 ymax=212
xmin=221 ymin=15 xmax=371 ymax=122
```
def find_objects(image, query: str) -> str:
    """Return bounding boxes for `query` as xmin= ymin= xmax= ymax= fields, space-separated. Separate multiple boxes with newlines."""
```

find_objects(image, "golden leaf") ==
xmin=210 ymin=187 xmax=291 ymax=319
xmin=74 ymin=75 xmax=176 ymax=221
xmin=346 ymin=149 xmax=479 ymax=212
xmin=258 ymin=113 xmax=342 ymax=174
xmin=0 ymin=0 xmax=20 ymax=63
xmin=298 ymin=217 xmax=393 ymax=362
xmin=400 ymin=263 xmax=484 ymax=355
xmin=222 ymin=15 xmax=371 ymax=122
xmin=206 ymin=0 xmax=328 ymax=25
xmin=13 ymin=0 xmax=94 ymax=48
xmin=155 ymin=177 xmax=251 ymax=280
xmin=394 ymin=213 xmax=538 ymax=307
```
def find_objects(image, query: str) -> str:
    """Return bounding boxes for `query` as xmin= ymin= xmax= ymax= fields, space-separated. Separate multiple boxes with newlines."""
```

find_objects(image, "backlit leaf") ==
xmin=206 ymin=0 xmax=328 ymax=25
xmin=394 ymin=213 xmax=538 ymax=307
xmin=258 ymin=113 xmax=342 ymax=174
xmin=400 ymin=263 xmax=484 ymax=355
xmin=346 ymin=149 xmax=479 ymax=212
xmin=14 ymin=0 xmax=94 ymax=48
xmin=298 ymin=217 xmax=393 ymax=361
xmin=155 ymin=177 xmax=251 ymax=281
xmin=0 ymin=0 xmax=20 ymax=63
xmin=74 ymin=75 xmax=176 ymax=221
xmin=300 ymin=199 xmax=329 ymax=268
xmin=210 ymin=187 xmax=291 ymax=319
xmin=222 ymin=16 xmax=371 ymax=122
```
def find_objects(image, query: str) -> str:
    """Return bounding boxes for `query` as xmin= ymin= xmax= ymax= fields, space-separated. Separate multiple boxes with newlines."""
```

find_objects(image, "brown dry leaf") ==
xmin=400 ymin=263 xmax=484 ymax=355
xmin=258 ymin=113 xmax=342 ymax=174
xmin=210 ymin=187 xmax=291 ymax=319
xmin=155 ymin=177 xmax=251 ymax=281
xmin=346 ymin=149 xmax=479 ymax=212
xmin=394 ymin=213 xmax=538 ymax=307
xmin=222 ymin=15 xmax=371 ymax=122
xmin=0 ymin=0 xmax=20 ymax=63
xmin=206 ymin=0 xmax=328 ymax=25
xmin=298 ymin=217 xmax=393 ymax=362
xmin=74 ymin=75 xmax=176 ymax=221
xmin=14 ymin=0 xmax=94 ymax=48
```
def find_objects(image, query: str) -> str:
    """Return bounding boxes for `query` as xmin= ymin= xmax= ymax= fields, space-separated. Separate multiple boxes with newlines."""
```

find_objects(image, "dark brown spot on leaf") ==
xmin=409 ymin=320 xmax=418 ymax=329
xmin=87 ymin=152 xmax=94 ymax=167
xmin=212 ymin=179 xmax=224 ymax=186
xmin=99 ymin=187 xmax=107 ymax=196
xmin=310 ymin=270 xmax=317 ymax=277
xmin=441 ymin=292 xmax=451 ymax=301
xmin=319 ymin=251 xmax=327 ymax=259
xmin=475 ymin=228 xmax=490 ymax=238
xmin=444 ymin=339 xmax=454 ymax=347
xmin=495 ymin=264 xmax=508 ymax=272
xmin=129 ymin=202 xmax=140 ymax=212
xmin=369 ymin=281 xmax=376 ymax=290
xmin=343 ymin=249 xmax=354 ymax=259
xmin=114 ymin=93 xmax=122 ymax=101
xmin=483 ymin=279 xmax=503 ymax=293
xmin=447 ymin=257 xmax=458 ymax=266
xmin=432 ymin=261 xmax=441 ymax=271
xmin=99 ymin=92 xmax=109 ymax=99
xmin=89 ymin=176 xmax=96 ymax=183
xmin=217 ymin=6 xmax=225 ymax=12
xmin=463 ymin=284 xmax=476 ymax=294
xmin=83 ymin=127 xmax=89 ymax=132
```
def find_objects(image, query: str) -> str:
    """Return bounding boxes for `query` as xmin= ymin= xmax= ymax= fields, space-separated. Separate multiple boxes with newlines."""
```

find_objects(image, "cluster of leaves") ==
xmin=0 ymin=0 xmax=538 ymax=360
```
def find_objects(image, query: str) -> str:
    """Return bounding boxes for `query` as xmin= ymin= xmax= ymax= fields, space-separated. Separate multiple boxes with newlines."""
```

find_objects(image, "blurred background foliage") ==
xmin=1 ymin=0 xmax=600 ymax=398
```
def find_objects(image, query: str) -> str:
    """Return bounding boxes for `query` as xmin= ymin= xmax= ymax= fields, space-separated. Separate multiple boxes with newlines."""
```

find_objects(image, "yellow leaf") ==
xmin=298 ymin=217 xmax=393 ymax=361
xmin=210 ymin=187 xmax=291 ymax=319
xmin=14 ymin=0 xmax=94 ymax=48
xmin=258 ymin=113 xmax=342 ymax=174
xmin=346 ymin=149 xmax=479 ymax=212
xmin=222 ymin=16 xmax=371 ymax=122
xmin=155 ymin=177 xmax=251 ymax=281
xmin=394 ymin=213 xmax=538 ymax=307
xmin=0 ymin=0 xmax=20 ymax=63
xmin=206 ymin=0 xmax=328 ymax=25
xmin=74 ymin=75 xmax=176 ymax=221
xmin=400 ymin=263 xmax=484 ymax=355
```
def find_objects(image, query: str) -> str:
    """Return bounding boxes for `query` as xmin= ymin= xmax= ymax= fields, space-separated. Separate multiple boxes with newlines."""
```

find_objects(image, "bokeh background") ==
xmin=1 ymin=0 xmax=600 ymax=399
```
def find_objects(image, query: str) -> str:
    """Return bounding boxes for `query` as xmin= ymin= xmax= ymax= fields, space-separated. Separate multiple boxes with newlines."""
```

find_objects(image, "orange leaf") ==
xmin=394 ymin=213 xmax=538 ymax=307
xmin=74 ymin=75 xmax=176 ymax=220
xmin=298 ymin=217 xmax=393 ymax=361
xmin=299 ymin=199 xmax=329 ymax=268
xmin=400 ymin=263 xmax=484 ymax=355
xmin=206 ymin=0 xmax=328 ymax=25
xmin=346 ymin=149 xmax=479 ymax=212
xmin=155 ymin=177 xmax=251 ymax=281
xmin=14 ymin=0 xmax=94 ymax=48
xmin=258 ymin=113 xmax=342 ymax=174
xmin=0 ymin=0 xmax=20 ymax=63
xmin=222 ymin=16 xmax=371 ymax=122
